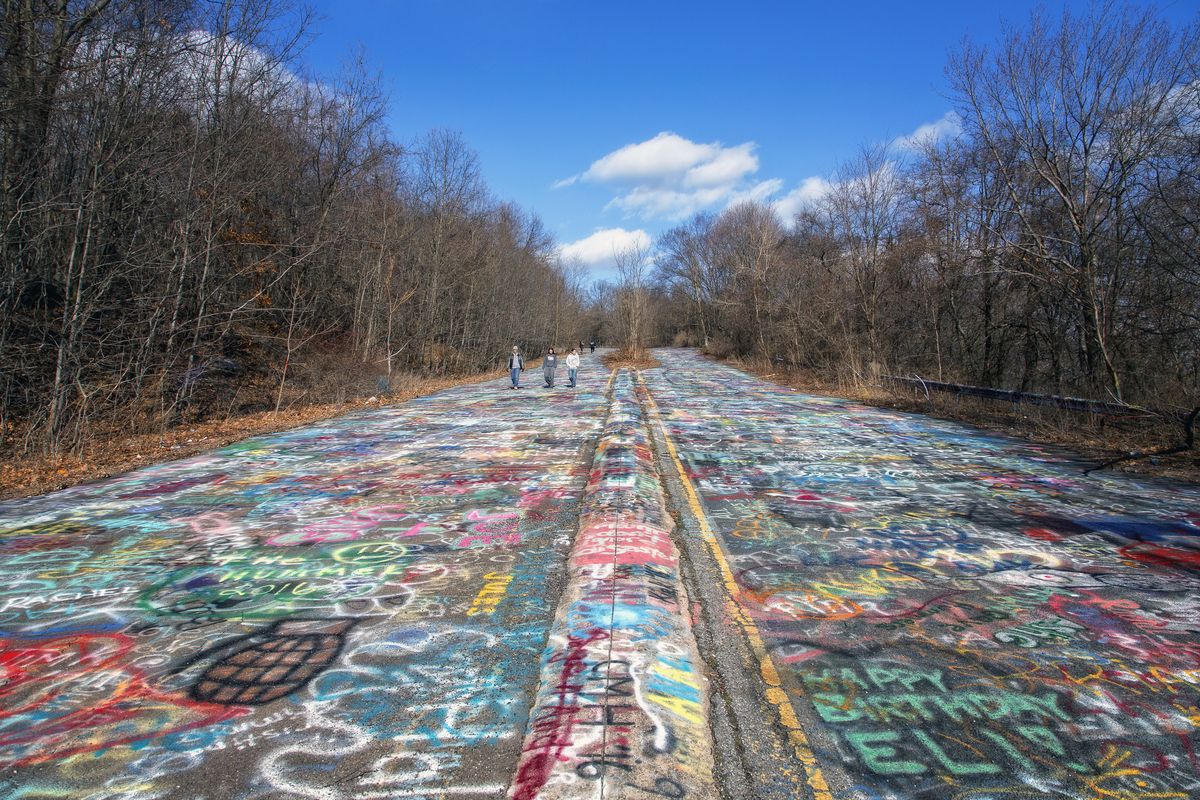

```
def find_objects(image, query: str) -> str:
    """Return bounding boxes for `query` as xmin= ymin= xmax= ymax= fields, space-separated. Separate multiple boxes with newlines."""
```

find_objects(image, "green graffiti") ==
xmin=811 ymin=689 xmax=1070 ymax=725
xmin=912 ymin=731 xmax=1001 ymax=776
xmin=844 ymin=731 xmax=926 ymax=775
xmin=863 ymin=666 xmax=948 ymax=692
xmin=1016 ymin=725 xmax=1088 ymax=772
xmin=980 ymin=730 xmax=1036 ymax=773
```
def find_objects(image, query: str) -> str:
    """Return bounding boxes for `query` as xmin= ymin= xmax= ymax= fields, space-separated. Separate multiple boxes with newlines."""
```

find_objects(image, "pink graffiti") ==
xmin=266 ymin=504 xmax=423 ymax=547
xmin=456 ymin=509 xmax=520 ymax=548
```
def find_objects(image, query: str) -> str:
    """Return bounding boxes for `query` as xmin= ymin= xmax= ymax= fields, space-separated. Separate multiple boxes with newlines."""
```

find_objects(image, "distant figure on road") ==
xmin=566 ymin=348 xmax=580 ymax=388
xmin=589 ymin=340 xmax=595 ymax=354
xmin=507 ymin=346 xmax=524 ymax=389
xmin=543 ymin=348 xmax=558 ymax=388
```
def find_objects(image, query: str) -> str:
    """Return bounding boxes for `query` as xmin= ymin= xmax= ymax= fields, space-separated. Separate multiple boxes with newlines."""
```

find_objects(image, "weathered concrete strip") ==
xmin=509 ymin=370 xmax=718 ymax=800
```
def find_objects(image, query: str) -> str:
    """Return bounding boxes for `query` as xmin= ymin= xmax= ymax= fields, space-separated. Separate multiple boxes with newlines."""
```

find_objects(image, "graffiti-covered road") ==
xmin=1 ymin=359 xmax=620 ymax=799
xmin=4 ymin=349 xmax=1200 ymax=800
xmin=643 ymin=349 xmax=1200 ymax=800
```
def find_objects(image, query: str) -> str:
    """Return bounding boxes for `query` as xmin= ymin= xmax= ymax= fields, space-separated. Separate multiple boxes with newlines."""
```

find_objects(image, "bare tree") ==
xmin=643 ymin=2 xmax=1199 ymax=413
xmin=614 ymin=240 xmax=651 ymax=354
xmin=656 ymin=214 xmax=716 ymax=347
xmin=948 ymin=2 xmax=1200 ymax=400
xmin=0 ymin=0 xmax=587 ymax=457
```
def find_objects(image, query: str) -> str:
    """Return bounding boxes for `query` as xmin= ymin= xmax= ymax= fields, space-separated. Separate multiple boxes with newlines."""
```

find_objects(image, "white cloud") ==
xmin=580 ymin=132 xmax=729 ymax=185
xmin=555 ymin=130 xmax=887 ymax=227
xmin=555 ymin=132 xmax=763 ymax=220
xmin=894 ymin=111 xmax=962 ymax=151
xmin=606 ymin=186 xmax=731 ymax=220
xmin=608 ymin=173 xmax=832 ymax=225
xmin=559 ymin=227 xmax=651 ymax=268
xmin=681 ymin=142 xmax=758 ymax=188
xmin=726 ymin=178 xmax=784 ymax=209
xmin=770 ymin=164 xmax=900 ymax=224
xmin=773 ymin=176 xmax=834 ymax=221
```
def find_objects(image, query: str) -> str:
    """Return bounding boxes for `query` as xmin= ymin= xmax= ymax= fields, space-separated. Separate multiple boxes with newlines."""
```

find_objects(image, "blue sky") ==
xmin=301 ymin=0 xmax=1196 ymax=277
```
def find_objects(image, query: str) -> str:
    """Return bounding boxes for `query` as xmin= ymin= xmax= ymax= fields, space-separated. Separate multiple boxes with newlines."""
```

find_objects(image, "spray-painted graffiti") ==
xmin=511 ymin=371 xmax=716 ymax=800
xmin=174 ymin=617 xmax=361 ymax=705
xmin=0 ymin=365 xmax=611 ymax=798
xmin=642 ymin=349 xmax=1200 ymax=800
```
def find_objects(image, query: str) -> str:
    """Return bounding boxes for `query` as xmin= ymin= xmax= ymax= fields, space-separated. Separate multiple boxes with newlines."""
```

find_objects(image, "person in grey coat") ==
xmin=507 ymin=345 xmax=524 ymax=389
xmin=543 ymin=348 xmax=559 ymax=388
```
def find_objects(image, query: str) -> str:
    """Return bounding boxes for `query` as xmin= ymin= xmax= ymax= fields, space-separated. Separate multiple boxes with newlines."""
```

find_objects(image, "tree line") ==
xmin=646 ymin=3 xmax=1199 ymax=411
xmin=1 ymin=0 xmax=585 ymax=455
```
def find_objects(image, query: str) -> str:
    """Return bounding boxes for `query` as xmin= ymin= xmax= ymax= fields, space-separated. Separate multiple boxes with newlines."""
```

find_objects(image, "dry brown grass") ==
xmin=602 ymin=348 xmax=662 ymax=371
xmin=726 ymin=355 xmax=1200 ymax=483
xmin=0 ymin=370 xmax=500 ymax=501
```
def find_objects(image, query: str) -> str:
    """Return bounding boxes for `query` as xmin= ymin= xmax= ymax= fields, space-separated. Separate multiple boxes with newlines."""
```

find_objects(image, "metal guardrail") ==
xmin=881 ymin=375 xmax=1152 ymax=417
xmin=881 ymin=374 xmax=1198 ymax=472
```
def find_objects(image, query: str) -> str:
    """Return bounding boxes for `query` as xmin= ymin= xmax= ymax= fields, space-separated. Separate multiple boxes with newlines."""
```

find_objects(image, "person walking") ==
xmin=589 ymin=339 xmax=596 ymax=354
xmin=566 ymin=348 xmax=581 ymax=388
xmin=507 ymin=346 xmax=524 ymax=389
xmin=543 ymin=348 xmax=559 ymax=388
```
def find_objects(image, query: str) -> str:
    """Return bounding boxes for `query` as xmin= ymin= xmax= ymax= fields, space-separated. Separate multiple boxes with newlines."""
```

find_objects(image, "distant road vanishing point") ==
xmin=2 ymin=348 xmax=1199 ymax=800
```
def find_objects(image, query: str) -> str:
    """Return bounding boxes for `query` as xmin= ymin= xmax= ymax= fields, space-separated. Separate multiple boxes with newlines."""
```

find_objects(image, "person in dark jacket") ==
xmin=589 ymin=340 xmax=596 ymax=354
xmin=507 ymin=346 xmax=524 ymax=389
xmin=543 ymin=348 xmax=559 ymax=388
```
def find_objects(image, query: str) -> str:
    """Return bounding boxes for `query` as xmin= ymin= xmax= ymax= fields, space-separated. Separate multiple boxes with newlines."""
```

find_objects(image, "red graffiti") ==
xmin=1119 ymin=543 xmax=1200 ymax=570
xmin=1024 ymin=527 xmax=1063 ymax=542
xmin=0 ymin=632 xmax=245 ymax=767
xmin=511 ymin=627 xmax=608 ymax=800
xmin=118 ymin=473 xmax=226 ymax=499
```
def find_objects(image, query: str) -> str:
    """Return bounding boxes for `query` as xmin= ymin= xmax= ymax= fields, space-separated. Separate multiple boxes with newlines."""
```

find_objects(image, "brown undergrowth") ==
xmin=0 ymin=370 xmax=502 ymax=501
xmin=723 ymin=355 xmax=1200 ymax=484
xmin=602 ymin=348 xmax=662 ymax=371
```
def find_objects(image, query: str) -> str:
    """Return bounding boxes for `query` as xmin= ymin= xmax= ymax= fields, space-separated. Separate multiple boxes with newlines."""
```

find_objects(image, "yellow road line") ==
xmin=639 ymin=373 xmax=835 ymax=800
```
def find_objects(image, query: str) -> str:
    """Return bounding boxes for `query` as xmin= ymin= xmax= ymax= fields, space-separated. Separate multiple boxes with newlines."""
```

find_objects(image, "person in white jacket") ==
xmin=565 ymin=348 xmax=581 ymax=388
